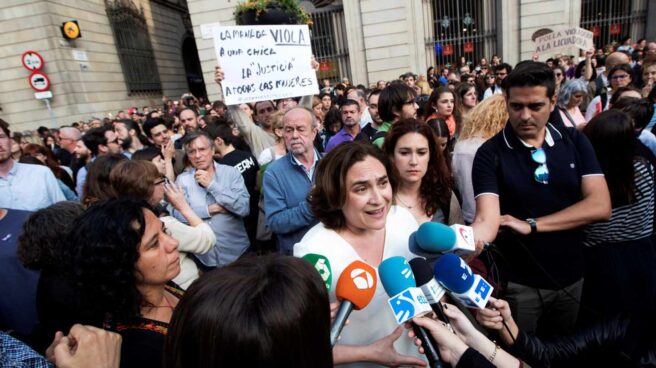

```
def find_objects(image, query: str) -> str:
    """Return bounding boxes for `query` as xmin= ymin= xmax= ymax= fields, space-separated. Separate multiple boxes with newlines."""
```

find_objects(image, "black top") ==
xmin=0 ymin=209 xmax=38 ymax=339
xmin=216 ymin=150 xmax=260 ymax=198
xmin=361 ymin=123 xmax=379 ymax=142
xmin=472 ymin=123 xmax=603 ymax=288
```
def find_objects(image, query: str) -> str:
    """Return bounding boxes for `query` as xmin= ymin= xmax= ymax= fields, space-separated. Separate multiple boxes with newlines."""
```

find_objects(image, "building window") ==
xmin=105 ymin=0 xmax=162 ymax=95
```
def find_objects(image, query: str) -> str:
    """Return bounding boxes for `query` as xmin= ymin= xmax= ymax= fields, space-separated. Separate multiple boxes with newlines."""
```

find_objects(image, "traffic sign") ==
xmin=21 ymin=51 xmax=44 ymax=71
xmin=34 ymin=91 xmax=53 ymax=100
xmin=61 ymin=20 xmax=81 ymax=40
xmin=28 ymin=72 xmax=51 ymax=92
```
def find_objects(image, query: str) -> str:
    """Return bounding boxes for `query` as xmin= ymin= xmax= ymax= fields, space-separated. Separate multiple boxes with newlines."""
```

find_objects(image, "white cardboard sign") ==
xmin=534 ymin=27 xmax=594 ymax=54
xmin=214 ymin=25 xmax=318 ymax=105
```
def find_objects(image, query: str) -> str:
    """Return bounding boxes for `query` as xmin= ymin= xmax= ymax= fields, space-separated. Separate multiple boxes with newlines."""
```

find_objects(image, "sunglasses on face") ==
xmin=531 ymin=148 xmax=549 ymax=184
xmin=610 ymin=74 xmax=629 ymax=80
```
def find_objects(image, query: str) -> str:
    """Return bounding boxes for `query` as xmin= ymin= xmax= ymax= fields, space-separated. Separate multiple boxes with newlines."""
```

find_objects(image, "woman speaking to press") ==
xmin=294 ymin=141 xmax=425 ymax=367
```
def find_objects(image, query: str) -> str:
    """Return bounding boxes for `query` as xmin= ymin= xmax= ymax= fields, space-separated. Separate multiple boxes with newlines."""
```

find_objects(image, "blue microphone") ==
xmin=434 ymin=253 xmax=493 ymax=309
xmin=379 ymin=256 xmax=444 ymax=368
xmin=416 ymin=222 xmax=476 ymax=256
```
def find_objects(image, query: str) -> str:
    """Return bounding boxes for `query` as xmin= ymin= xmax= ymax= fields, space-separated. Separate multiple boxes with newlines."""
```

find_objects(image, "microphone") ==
xmin=434 ymin=253 xmax=493 ymax=309
xmin=379 ymin=256 xmax=444 ymax=368
xmin=415 ymin=222 xmax=476 ymax=256
xmin=408 ymin=258 xmax=452 ymax=328
xmin=330 ymin=260 xmax=377 ymax=346
xmin=301 ymin=253 xmax=333 ymax=291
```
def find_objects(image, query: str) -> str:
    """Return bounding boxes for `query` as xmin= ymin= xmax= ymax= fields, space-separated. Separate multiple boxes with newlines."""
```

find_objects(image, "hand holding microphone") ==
xmin=476 ymin=297 xmax=519 ymax=346
xmin=329 ymin=260 xmax=377 ymax=346
xmin=379 ymin=256 xmax=445 ymax=368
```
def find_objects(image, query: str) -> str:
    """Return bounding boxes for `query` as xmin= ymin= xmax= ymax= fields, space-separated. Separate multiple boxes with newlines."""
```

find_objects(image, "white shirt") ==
xmin=294 ymin=206 xmax=424 ymax=367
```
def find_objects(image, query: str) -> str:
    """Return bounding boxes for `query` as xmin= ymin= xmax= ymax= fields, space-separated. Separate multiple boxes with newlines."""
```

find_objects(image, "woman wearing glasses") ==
xmin=585 ymin=64 xmax=634 ymax=121
xmin=108 ymin=160 xmax=215 ymax=290
xmin=553 ymin=65 xmax=567 ymax=96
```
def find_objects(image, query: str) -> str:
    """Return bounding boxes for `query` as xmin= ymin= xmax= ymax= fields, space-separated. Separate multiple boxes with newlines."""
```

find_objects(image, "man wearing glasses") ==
xmin=76 ymin=125 xmax=122 ymax=196
xmin=471 ymin=61 xmax=611 ymax=339
xmin=56 ymin=127 xmax=81 ymax=167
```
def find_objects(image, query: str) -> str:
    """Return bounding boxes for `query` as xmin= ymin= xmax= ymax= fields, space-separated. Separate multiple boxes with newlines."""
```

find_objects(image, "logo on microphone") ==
xmin=314 ymin=259 xmax=331 ymax=282
xmin=389 ymin=289 xmax=416 ymax=323
xmin=350 ymin=268 xmax=375 ymax=290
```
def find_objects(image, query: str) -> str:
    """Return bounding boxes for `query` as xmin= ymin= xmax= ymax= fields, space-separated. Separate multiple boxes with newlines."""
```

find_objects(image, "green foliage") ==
xmin=235 ymin=0 xmax=312 ymax=25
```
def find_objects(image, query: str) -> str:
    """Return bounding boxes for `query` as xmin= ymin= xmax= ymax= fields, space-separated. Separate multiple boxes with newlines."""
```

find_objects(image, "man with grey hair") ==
xmin=262 ymin=107 xmax=320 ymax=254
xmin=57 ymin=126 xmax=81 ymax=167
xmin=346 ymin=88 xmax=373 ymax=128
xmin=173 ymin=130 xmax=250 ymax=267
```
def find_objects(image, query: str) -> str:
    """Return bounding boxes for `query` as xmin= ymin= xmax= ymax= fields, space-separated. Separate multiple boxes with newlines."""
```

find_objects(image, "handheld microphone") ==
xmin=330 ymin=260 xmax=377 ymax=346
xmin=301 ymin=253 xmax=333 ymax=291
xmin=415 ymin=222 xmax=475 ymax=256
xmin=434 ymin=253 xmax=493 ymax=309
xmin=379 ymin=256 xmax=444 ymax=368
xmin=408 ymin=258 xmax=451 ymax=328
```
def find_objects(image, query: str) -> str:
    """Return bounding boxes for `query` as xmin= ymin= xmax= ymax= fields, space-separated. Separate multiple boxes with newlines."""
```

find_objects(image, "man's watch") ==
xmin=526 ymin=218 xmax=538 ymax=234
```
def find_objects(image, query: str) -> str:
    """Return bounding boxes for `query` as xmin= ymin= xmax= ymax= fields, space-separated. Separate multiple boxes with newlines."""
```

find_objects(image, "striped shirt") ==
xmin=584 ymin=159 xmax=655 ymax=247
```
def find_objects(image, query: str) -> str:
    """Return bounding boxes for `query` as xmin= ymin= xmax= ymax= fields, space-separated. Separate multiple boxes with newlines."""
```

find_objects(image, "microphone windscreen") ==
xmin=408 ymin=257 xmax=433 ymax=286
xmin=408 ymin=231 xmax=434 ymax=258
xmin=434 ymin=253 xmax=474 ymax=294
xmin=415 ymin=222 xmax=456 ymax=253
xmin=301 ymin=253 xmax=333 ymax=291
xmin=378 ymin=256 xmax=416 ymax=296
xmin=335 ymin=260 xmax=377 ymax=310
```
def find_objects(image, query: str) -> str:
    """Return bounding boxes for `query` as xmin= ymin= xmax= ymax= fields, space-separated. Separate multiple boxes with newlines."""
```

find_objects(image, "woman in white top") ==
xmin=294 ymin=141 xmax=426 ymax=367
xmin=452 ymin=95 xmax=508 ymax=224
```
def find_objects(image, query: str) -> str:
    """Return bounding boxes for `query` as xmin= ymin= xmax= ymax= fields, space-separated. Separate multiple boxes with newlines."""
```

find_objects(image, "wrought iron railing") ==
xmin=580 ymin=0 xmax=647 ymax=50
xmin=423 ymin=0 xmax=499 ymax=69
xmin=309 ymin=5 xmax=351 ymax=84
xmin=105 ymin=0 xmax=162 ymax=95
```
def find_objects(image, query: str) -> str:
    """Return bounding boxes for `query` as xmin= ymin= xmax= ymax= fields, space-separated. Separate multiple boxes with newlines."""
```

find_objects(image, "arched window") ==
xmin=105 ymin=0 xmax=162 ymax=94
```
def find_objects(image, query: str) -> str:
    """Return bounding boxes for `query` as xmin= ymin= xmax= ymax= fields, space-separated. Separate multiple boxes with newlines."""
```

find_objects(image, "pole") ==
xmin=43 ymin=98 xmax=56 ymax=128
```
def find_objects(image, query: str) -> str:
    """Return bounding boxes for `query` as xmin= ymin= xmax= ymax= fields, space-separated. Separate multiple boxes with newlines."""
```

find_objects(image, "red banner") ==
xmin=443 ymin=44 xmax=454 ymax=56
xmin=590 ymin=26 xmax=600 ymax=37
xmin=463 ymin=42 xmax=474 ymax=53
xmin=319 ymin=61 xmax=330 ymax=71
xmin=610 ymin=23 xmax=621 ymax=35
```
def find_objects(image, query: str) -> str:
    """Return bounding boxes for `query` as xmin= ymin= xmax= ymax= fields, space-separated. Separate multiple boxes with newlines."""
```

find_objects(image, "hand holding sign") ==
xmin=214 ymin=25 xmax=319 ymax=105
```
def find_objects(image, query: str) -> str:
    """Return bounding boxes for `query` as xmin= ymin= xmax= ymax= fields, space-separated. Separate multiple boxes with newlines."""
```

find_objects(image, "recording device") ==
xmin=379 ymin=256 xmax=444 ymax=368
xmin=408 ymin=258 xmax=451 ymax=329
xmin=434 ymin=253 xmax=493 ymax=309
xmin=415 ymin=222 xmax=476 ymax=256
xmin=330 ymin=260 xmax=377 ymax=346
xmin=301 ymin=253 xmax=333 ymax=292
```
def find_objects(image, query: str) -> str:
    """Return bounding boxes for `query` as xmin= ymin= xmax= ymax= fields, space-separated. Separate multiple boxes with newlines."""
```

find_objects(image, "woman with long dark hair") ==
xmin=424 ymin=87 xmax=460 ymax=139
xmin=383 ymin=119 xmax=462 ymax=225
xmin=580 ymin=109 xmax=656 ymax=326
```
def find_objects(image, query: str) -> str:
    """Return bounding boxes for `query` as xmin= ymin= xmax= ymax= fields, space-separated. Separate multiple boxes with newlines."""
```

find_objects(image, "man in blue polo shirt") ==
xmin=471 ymin=61 xmax=611 ymax=338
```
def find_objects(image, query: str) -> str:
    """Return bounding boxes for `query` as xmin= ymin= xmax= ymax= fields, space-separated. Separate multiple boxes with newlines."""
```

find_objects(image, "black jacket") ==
xmin=508 ymin=315 xmax=656 ymax=367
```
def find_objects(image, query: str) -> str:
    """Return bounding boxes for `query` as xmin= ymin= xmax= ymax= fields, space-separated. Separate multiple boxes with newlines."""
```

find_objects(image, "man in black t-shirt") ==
xmin=205 ymin=122 xmax=260 ymax=248
xmin=471 ymin=61 xmax=612 ymax=338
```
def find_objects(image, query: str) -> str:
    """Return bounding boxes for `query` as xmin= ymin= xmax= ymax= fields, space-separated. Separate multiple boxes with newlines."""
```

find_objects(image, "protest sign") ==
xmin=534 ymin=27 xmax=594 ymax=54
xmin=214 ymin=25 xmax=318 ymax=105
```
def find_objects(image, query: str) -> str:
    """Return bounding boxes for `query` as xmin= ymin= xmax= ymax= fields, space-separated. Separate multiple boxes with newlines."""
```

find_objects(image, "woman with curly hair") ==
xmin=66 ymin=197 xmax=181 ymax=368
xmin=452 ymin=95 xmax=508 ymax=224
xmin=383 ymin=118 xmax=462 ymax=225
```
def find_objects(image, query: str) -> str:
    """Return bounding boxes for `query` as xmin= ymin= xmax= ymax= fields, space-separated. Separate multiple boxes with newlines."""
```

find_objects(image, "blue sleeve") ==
xmin=263 ymin=167 xmax=315 ymax=234
xmin=207 ymin=166 xmax=250 ymax=217
xmin=44 ymin=170 xmax=66 ymax=204
xmin=472 ymin=141 xmax=499 ymax=197
xmin=174 ymin=174 xmax=210 ymax=220
xmin=75 ymin=167 xmax=86 ymax=198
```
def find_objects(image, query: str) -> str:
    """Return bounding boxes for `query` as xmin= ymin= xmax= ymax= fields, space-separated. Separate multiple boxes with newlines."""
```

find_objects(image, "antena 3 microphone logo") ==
xmin=351 ymin=268 xmax=375 ymax=290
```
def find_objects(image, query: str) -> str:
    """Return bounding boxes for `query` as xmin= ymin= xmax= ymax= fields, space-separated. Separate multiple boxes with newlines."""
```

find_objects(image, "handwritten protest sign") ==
xmin=534 ymin=27 xmax=594 ymax=54
xmin=214 ymin=25 xmax=318 ymax=105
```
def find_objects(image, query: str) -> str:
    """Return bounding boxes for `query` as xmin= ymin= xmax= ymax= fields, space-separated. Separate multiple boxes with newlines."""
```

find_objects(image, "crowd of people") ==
xmin=2 ymin=37 xmax=656 ymax=368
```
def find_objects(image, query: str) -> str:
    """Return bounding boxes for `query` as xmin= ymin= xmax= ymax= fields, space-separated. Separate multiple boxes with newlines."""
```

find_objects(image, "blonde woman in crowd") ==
xmin=452 ymin=95 xmax=508 ymax=223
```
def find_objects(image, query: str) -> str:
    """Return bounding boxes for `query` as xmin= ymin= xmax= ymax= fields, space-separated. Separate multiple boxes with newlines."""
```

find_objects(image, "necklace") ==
xmin=396 ymin=195 xmax=418 ymax=209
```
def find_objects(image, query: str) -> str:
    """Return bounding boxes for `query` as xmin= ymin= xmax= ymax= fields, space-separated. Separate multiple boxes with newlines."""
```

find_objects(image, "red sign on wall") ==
xmin=443 ymin=44 xmax=454 ymax=56
xmin=610 ymin=23 xmax=621 ymax=35
xmin=590 ymin=26 xmax=600 ymax=37
xmin=463 ymin=42 xmax=474 ymax=53
xmin=319 ymin=61 xmax=330 ymax=72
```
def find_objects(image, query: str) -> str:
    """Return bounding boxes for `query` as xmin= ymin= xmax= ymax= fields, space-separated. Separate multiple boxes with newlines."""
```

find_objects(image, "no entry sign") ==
xmin=21 ymin=51 xmax=44 ymax=71
xmin=28 ymin=72 xmax=51 ymax=92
